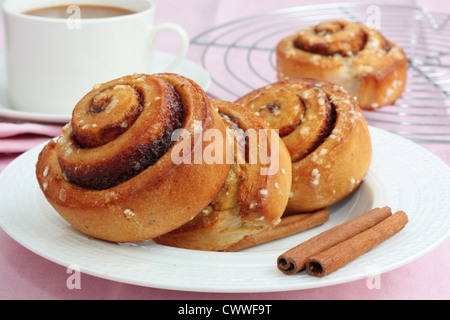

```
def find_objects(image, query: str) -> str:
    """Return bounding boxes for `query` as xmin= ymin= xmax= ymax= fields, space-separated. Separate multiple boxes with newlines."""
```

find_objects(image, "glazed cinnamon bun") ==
xmin=154 ymin=99 xmax=292 ymax=251
xmin=36 ymin=73 xmax=230 ymax=243
xmin=276 ymin=20 xmax=407 ymax=110
xmin=236 ymin=78 xmax=372 ymax=213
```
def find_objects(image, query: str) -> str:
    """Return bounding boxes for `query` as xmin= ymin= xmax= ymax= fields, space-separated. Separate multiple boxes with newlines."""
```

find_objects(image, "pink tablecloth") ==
xmin=1 ymin=0 xmax=449 ymax=300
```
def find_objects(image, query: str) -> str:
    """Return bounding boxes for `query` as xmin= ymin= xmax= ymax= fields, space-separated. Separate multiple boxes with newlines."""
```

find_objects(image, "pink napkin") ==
xmin=0 ymin=118 xmax=63 ymax=172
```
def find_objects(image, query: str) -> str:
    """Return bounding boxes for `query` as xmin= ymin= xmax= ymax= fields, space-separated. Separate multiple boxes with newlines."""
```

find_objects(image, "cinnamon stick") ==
xmin=223 ymin=209 xmax=330 ymax=252
xmin=306 ymin=211 xmax=408 ymax=277
xmin=277 ymin=206 xmax=392 ymax=275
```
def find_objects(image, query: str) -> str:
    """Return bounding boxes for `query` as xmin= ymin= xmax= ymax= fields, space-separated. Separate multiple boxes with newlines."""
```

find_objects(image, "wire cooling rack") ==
xmin=191 ymin=3 xmax=450 ymax=143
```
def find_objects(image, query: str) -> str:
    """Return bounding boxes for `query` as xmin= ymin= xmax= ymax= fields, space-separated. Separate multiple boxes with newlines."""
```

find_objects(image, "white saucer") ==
xmin=0 ymin=51 xmax=211 ymax=124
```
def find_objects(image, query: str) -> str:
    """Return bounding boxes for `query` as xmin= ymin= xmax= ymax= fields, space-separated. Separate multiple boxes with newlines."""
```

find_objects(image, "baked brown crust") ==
xmin=276 ymin=20 xmax=407 ymax=110
xmin=154 ymin=99 xmax=292 ymax=251
xmin=236 ymin=78 xmax=372 ymax=213
xmin=35 ymin=73 xmax=230 ymax=243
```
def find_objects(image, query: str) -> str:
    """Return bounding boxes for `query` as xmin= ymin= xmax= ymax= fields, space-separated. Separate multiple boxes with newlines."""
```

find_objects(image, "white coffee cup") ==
xmin=2 ymin=0 xmax=190 ymax=115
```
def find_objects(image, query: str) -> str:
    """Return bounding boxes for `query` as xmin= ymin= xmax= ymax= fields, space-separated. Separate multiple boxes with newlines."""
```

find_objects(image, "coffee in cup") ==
xmin=2 ymin=0 xmax=190 ymax=115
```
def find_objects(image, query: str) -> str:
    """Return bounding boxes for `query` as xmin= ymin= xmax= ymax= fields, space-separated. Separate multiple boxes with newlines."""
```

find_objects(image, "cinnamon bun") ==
xmin=236 ymin=78 xmax=372 ymax=213
xmin=36 ymin=73 xmax=230 ymax=243
xmin=154 ymin=99 xmax=292 ymax=251
xmin=276 ymin=20 xmax=407 ymax=110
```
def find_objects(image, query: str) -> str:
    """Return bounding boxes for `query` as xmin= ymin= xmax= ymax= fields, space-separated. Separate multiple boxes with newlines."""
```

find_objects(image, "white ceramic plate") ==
xmin=0 ymin=51 xmax=211 ymax=124
xmin=0 ymin=126 xmax=449 ymax=293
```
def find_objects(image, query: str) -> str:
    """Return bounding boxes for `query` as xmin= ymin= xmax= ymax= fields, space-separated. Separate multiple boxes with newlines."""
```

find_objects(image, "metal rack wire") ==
xmin=191 ymin=3 xmax=450 ymax=143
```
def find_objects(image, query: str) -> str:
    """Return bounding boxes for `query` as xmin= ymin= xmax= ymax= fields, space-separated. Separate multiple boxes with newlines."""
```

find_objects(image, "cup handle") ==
xmin=149 ymin=23 xmax=190 ymax=72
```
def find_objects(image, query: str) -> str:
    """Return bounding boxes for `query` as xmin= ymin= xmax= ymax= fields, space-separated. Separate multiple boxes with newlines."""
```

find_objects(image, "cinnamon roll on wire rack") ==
xmin=276 ymin=20 xmax=408 ymax=110
xmin=236 ymin=78 xmax=372 ymax=214
xmin=36 ymin=73 xmax=231 ymax=243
